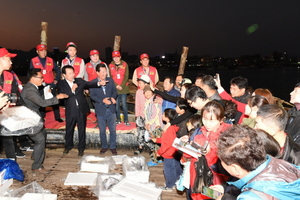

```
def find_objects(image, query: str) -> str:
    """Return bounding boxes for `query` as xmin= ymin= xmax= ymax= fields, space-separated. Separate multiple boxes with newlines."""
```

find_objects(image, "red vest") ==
xmin=85 ymin=61 xmax=105 ymax=81
xmin=31 ymin=56 xmax=54 ymax=84
xmin=0 ymin=71 xmax=14 ymax=93
xmin=62 ymin=57 xmax=83 ymax=78
xmin=109 ymin=62 xmax=127 ymax=85
xmin=136 ymin=66 xmax=157 ymax=84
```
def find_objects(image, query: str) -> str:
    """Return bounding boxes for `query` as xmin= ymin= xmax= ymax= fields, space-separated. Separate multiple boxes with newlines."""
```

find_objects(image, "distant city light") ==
xmin=162 ymin=56 xmax=165 ymax=59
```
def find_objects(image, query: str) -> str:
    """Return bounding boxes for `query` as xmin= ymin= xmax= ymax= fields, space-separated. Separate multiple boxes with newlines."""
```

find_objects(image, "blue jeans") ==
xmin=163 ymin=157 xmax=183 ymax=188
xmin=116 ymin=94 xmax=128 ymax=122
xmin=97 ymin=108 xmax=117 ymax=149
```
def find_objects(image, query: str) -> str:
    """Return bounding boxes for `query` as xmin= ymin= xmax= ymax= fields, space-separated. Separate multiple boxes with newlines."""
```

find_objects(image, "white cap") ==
xmin=137 ymin=75 xmax=150 ymax=84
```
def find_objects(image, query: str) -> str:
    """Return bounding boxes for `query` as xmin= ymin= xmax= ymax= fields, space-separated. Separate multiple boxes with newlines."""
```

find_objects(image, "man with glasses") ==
xmin=21 ymin=68 xmax=67 ymax=174
xmin=185 ymin=86 xmax=210 ymax=111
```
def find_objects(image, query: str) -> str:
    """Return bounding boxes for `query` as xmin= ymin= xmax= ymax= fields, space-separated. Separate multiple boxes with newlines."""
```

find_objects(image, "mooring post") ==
xmin=178 ymin=46 xmax=189 ymax=75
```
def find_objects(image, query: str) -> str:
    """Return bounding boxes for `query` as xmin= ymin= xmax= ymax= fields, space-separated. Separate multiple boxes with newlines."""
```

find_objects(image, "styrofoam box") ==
xmin=111 ymin=155 xmax=127 ymax=165
xmin=0 ymin=178 xmax=13 ymax=195
xmin=112 ymin=178 xmax=162 ymax=200
xmin=80 ymin=155 xmax=111 ymax=173
xmin=96 ymin=173 xmax=130 ymax=200
xmin=21 ymin=193 xmax=57 ymax=200
xmin=0 ymin=197 xmax=20 ymax=200
xmin=122 ymin=157 xmax=150 ymax=183
xmin=64 ymin=172 xmax=98 ymax=186
xmin=0 ymin=169 xmax=6 ymax=185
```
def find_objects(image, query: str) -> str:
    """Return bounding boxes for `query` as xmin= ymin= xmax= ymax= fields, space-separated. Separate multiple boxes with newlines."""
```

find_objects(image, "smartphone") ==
xmin=201 ymin=186 xmax=222 ymax=199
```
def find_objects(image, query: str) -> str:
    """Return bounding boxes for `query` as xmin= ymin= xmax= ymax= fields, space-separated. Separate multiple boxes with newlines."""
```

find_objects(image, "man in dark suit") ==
xmin=21 ymin=68 xmax=67 ymax=174
xmin=90 ymin=64 xmax=118 ymax=155
xmin=57 ymin=65 xmax=102 ymax=157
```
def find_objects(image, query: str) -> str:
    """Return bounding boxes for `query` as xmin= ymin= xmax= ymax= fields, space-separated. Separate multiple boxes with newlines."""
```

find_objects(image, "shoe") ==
xmin=134 ymin=149 xmax=143 ymax=155
xmin=158 ymin=160 xmax=163 ymax=163
xmin=100 ymin=148 xmax=108 ymax=154
xmin=78 ymin=150 xmax=84 ymax=157
xmin=32 ymin=167 xmax=50 ymax=174
xmin=116 ymin=120 xmax=121 ymax=125
xmin=63 ymin=148 xmax=70 ymax=155
xmin=15 ymin=151 xmax=26 ymax=158
xmin=147 ymin=161 xmax=158 ymax=167
xmin=110 ymin=148 xmax=117 ymax=155
xmin=159 ymin=185 xmax=174 ymax=192
xmin=124 ymin=121 xmax=130 ymax=126
xmin=20 ymin=146 xmax=34 ymax=151
xmin=56 ymin=118 xmax=64 ymax=122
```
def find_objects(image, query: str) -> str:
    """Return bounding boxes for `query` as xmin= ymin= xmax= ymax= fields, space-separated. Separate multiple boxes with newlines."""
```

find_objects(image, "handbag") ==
xmin=192 ymin=155 xmax=213 ymax=193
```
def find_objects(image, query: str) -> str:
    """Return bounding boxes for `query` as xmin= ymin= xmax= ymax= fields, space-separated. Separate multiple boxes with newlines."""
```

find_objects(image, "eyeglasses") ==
xmin=35 ymin=76 xmax=44 ymax=79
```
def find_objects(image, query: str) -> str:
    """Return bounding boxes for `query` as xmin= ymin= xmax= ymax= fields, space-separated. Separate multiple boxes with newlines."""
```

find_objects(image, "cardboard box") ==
xmin=112 ymin=178 xmax=162 ymax=200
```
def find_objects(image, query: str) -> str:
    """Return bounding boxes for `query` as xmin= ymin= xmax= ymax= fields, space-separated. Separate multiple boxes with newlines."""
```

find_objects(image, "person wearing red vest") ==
xmin=109 ymin=51 xmax=130 ymax=126
xmin=61 ymin=42 xmax=85 ymax=78
xmin=132 ymin=53 xmax=159 ymax=87
xmin=30 ymin=44 xmax=63 ymax=122
xmin=0 ymin=48 xmax=23 ymax=160
xmin=84 ymin=49 xmax=110 ymax=81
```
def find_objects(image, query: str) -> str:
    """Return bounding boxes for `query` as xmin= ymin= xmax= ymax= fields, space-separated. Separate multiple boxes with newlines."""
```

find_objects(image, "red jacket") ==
xmin=157 ymin=125 xmax=179 ymax=159
xmin=184 ymin=122 xmax=231 ymax=197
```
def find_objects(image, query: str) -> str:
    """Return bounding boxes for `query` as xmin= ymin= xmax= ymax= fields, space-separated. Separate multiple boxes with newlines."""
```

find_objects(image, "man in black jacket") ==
xmin=256 ymin=104 xmax=300 ymax=165
xmin=57 ymin=65 xmax=102 ymax=157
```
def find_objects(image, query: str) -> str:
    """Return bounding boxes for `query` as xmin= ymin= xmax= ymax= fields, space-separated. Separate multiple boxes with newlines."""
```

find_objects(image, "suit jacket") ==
xmin=57 ymin=78 xmax=98 ymax=117
xmin=21 ymin=82 xmax=59 ymax=117
xmin=89 ymin=77 xmax=117 ymax=116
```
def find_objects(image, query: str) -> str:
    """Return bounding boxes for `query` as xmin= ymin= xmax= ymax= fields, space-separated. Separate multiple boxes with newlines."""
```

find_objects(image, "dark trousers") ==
xmin=31 ymin=129 xmax=46 ymax=169
xmin=65 ymin=110 xmax=87 ymax=151
xmin=163 ymin=157 xmax=183 ymax=188
xmin=1 ymin=136 xmax=16 ymax=159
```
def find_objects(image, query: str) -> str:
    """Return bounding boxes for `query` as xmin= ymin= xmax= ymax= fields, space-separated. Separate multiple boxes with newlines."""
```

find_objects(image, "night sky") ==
xmin=1 ymin=1 xmax=300 ymax=58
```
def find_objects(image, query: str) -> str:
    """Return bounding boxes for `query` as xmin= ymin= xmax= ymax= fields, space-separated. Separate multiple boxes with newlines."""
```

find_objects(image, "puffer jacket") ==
xmin=229 ymin=155 xmax=300 ymax=200
xmin=280 ymin=134 xmax=300 ymax=166
xmin=286 ymin=106 xmax=300 ymax=146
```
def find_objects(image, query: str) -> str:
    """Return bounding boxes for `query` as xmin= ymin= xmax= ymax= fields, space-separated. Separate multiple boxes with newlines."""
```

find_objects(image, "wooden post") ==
xmin=178 ymin=46 xmax=189 ymax=75
xmin=41 ymin=22 xmax=48 ymax=45
xmin=113 ymin=36 xmax=121 ymax=51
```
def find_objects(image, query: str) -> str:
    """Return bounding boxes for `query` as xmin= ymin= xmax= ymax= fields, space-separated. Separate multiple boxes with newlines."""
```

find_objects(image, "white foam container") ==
xmin=122 ymin=156 xmax=150 ymax=183
xmin=20 ymin=193 xmax=57 ymax=200
xmin=64 ymin=172 xmax=98 ymax=186
xmin=111 ymin=155 xmax=127 ymax=165
xmin=80 ymin=155 xmax=115 ymax=173
xmin=0 ymin=178 xmax=13 ymax=195
xmin=112 ymin=178 xmax=162 ymax=200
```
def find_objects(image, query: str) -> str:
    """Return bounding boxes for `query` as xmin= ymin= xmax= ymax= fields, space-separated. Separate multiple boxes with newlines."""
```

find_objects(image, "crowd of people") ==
xmin=1 ymin=43 xmax=300 ymax=199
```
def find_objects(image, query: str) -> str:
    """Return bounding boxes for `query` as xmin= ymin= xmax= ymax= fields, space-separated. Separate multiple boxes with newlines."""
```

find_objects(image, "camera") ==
xmin=0 ymin=89 xmax=19 ymax=104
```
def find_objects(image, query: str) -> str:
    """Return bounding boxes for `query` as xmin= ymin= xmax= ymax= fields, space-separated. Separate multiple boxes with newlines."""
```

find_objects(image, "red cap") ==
xmin=36 ymin=44 xmax=47 ymax=51
xmin=140 ymin=53 xmax=149 ymax=60
xmin=0 ymin=48 xmax=17 ymax=58
xmin=90 ymin=49 xmax=99 ymax=56
xmin=112 ymin=51 xmax=121 ymax=57
xmin=66 ymin=42 xmax=77 ymax=49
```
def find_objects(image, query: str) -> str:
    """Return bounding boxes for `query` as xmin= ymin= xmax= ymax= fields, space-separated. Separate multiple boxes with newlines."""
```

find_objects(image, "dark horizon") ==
xmin=1 ymin=1 xmax=300 ymax=58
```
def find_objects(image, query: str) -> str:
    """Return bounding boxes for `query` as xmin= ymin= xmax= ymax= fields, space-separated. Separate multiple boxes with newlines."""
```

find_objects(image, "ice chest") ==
xmin=122 ymin=156 xmax=150 ymax=183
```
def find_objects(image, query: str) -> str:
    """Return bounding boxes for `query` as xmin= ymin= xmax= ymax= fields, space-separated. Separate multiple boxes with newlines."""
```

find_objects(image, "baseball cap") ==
xmin=66 ymin=42 xmax=77 ymax=49
xmin=0 ymin=48 xmax=17 ymax=58
xmin=137 ymin=74 xmax=150 ymax=84
xmin=36 ymin=44 xmax=47 ymax=51
xmin=112 ymin=51 xmax=121 ymax=57
xmin=90 ymin=50 xmax=99 ymax=56
xmin=140 ymin=53 xmax=149 ymax=60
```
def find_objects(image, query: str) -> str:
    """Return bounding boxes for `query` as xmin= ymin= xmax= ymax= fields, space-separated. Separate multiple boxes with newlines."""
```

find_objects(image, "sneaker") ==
xmin=116 ymin=120 xmax=121 ymax=125
xmin=158 ymin=160 xmax=163 ymax=163
xmin=134 ymin=149 xmax=143 ymax=155
xmin=124 ymin=121 xmax=130 ymax=126
xmin=159 ymin=185 xmax=174 ymax=192
xmin=110 ymin=148 xmax=117 ymax=155
xmin=20 ymin=146 xmax=34 ymax=151
xmin=147 ymin=161 xmax=158 ymax=167
xmin=15 ymin=151 xmax=26 ymax=158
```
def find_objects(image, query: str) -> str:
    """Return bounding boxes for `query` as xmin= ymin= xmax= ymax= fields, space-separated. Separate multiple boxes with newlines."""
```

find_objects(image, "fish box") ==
xmin=112 ymin=178 xmax=162 ymax=200
xmin=20 ymin=193 xmax=57 ymax=200
xmin=79 ymin=155 xmax=116 ymax=173
xmin=122 ymin=156 xmax=150 ymax=183
xmin=0 ymin=178 xmax=13 ymax=195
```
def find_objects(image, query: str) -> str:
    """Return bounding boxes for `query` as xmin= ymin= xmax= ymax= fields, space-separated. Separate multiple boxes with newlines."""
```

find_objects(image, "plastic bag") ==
xmin=0 ymin=159 xmax=24 ymax=181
